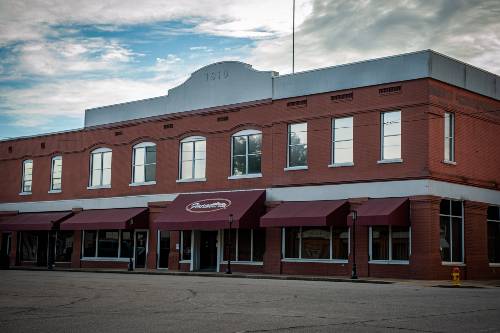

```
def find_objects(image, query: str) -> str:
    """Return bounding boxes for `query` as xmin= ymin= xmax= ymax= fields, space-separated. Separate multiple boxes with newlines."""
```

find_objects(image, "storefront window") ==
xmin=21 ymin=231 xmax=37 ymax=261
xmin=55 ymin=231 xmax=73 ymax=262
xmin=223 ymin=229 xmax=265 ymax=262
xmin=120 ymin=231 xmax=133 ymax=258
xmin=439 ymin=199 xmax=463 ymax=262
xmin=487 ymin=206 xmax=500 ymax=263
xmin=181 ymin=230 xmax=192 ymax=261
xmin=283 ymin=227 xmax=349 ymax=260
xmin=370 ymin=226 xmax=410 ymax=261
xmin=97 ymin=230 xmax=119 ymax=257
xmin=301 ymin=227 xmax=330 ymax=259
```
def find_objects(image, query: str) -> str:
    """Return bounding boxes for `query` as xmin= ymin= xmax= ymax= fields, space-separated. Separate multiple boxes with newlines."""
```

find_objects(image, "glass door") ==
xmin=134 ymin=230 xmax=148 ymax=269
xmin=157 ymin=231 xmax=170 ymax=269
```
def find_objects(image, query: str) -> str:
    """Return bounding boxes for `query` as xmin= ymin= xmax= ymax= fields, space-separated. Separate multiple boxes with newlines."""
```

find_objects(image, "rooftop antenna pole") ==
xmin=292 ymin=0 xmax=295 ymax=74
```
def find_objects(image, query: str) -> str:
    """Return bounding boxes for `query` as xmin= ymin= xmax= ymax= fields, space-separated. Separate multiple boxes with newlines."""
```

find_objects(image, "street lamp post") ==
xmin=351 ymin=210 xmax=358 ymax=279
xmin=226 ymin=214 xmax=233 ymax=274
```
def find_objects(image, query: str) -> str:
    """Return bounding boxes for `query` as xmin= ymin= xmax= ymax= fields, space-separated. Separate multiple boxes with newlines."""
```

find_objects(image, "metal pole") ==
xmin=226 ymin=214 xmax=233 ymax=274
xmin=351 ymin=211 xmax=358 ymax=279
xmin=292 ymin=0 xmax=295 ymax=74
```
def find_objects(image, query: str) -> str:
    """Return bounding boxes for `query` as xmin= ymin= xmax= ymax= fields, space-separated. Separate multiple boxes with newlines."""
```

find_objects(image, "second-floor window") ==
xmin=287 ymin=122 xmax=307 ymax=168
xmin=50 ymin=156 xmax=62 ymax=191
xmin=132 ymin=142 xmax=156 ymax=183
xmin=89 ymin=148 xmax=112 ymax=187
xmin=381 ymin=111 xmax=401 ymax=160
xmin=179 ymin=136 xmax=206 ymax=180
xmin=231 ymin=130 xmax=262 ymax=176
xmin=21 ymin=159 xmax=33 ymax=193
xmin=332 ymin=117 xmax=353 ymax=165
xmin=444 ymin=112 xmax=455 ymax=162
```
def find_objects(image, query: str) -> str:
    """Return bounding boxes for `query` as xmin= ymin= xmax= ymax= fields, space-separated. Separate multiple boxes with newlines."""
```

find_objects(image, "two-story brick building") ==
xmin=0 ymin=50 xmax=499 ymax=279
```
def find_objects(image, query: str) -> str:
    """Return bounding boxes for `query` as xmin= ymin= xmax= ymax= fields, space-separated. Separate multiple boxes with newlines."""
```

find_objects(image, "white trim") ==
xmin=179 ymin=260 xmax=192 ymax=264
xmin=81 ymin=257 xmax=130 ymax=262
xmin=129 ymin=181 xmax=156 ymax=187
xmin=329 ymin=162 xmax=354 ymax=168
xmin=220 ymin=260 xmax=264 ymax=266
xmin=228 ymin=173 xmax=262 ymax=180
xmin=3 ymin=179 xmax=500 ymax=213
xmin=377 ymin=159 xmax=403 ymax=164
xmin=87 ymin=185 xmax=111 ymax=190
xmin=180 ymin=136 xmax=205 ymax=143
xmin=369 ymin=260 xmax=409 ymax=265
xmin=176 ymin=178 xmax=206 ymax=183
xmin=442 ymin=160 xmax=457 ymax=165
xmin=232 ymin=129 xmax=261 ymax=136
xmin=284 ymin=166 xmax=308 ymax=171
xmin=281 ymin=258 xmax=348 ymax=264
xmin=488 ymin=263 xmax=500 ymax=267
xmin=132 ymin=141 xmax=156 ymax=149
xmin=19 ymin=192 xmax=32 ymax=196
xmin=48 ymin=190 xmax=62 ymax=194
xmin=441 ymin=262 xmax=466 ymax=267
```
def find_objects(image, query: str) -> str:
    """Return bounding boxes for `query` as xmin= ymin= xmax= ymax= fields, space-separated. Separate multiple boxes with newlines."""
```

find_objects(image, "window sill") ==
xmin=441 ymin=262 xmax=466 ymax=267
xmin=369 ymin=260 xmax=409 ymax=265
xmin=228 ymin=173 xmax=262 ymax=180
xmin=377 ymin=158 xmax=403 ymax=164
xmin=281 ymin=258 xmax=348 ymax=264
xmin=179 ymin=260 xmax=192 ymax=264
xmin=489 ymin=263 xmax=500 ymax=267
xmin=220 ymin=261 xmax=263 ymax=266
xmin=19 ymin=192 xmax=32 ymax=196
xmin=48 ymin=190 xmax=62 ymax=194
xmin=87 ymin=185 xmax=111 ymax=190
xmin=442 ymin=160 xmax=457 ymax=165
xmin=328 ymin=162 xmax=354 ymax=168
xmin=81 ymin=257 xmax=130 ymax=262
xmin=129 ymin=181 xmax=156 ymax=187
xmin=176 ymin=178 xmax=206 ymax=183
xmin=284 ymin=166 xmax=308 ymax=171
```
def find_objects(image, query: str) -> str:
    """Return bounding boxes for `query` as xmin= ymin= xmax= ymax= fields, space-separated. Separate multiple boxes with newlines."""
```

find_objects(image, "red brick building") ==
xmin=0 ymin=50 xmax=499 ymax=279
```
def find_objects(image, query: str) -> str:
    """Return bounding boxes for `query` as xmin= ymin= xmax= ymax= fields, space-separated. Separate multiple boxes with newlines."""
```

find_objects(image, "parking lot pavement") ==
xmin=0 ymin=270 xmax=499 ymax=332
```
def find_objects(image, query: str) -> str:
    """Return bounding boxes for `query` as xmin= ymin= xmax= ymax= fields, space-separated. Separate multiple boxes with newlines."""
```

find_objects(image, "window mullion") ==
xmin=235 ymin=229 xmax=239 ymax=261
xmin=250 ymin=229 xmax=254 ymax=262
xmin=388 ymin=226 xmax=392 ymax=261
xmin=330 ymin=226 xmax=333 ymax=260
xmin=298 ymin=227 xmax=302 ymax=259
xmin=245 ymin=136 xmax=249 ymax=174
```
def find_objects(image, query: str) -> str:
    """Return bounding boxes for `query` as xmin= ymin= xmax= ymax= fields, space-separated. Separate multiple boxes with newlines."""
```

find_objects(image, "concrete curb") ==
xmin=7 ymin=266 xmax=393 ymax=284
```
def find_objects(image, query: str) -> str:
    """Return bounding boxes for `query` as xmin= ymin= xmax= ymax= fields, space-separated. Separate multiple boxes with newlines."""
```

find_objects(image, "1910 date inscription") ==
xmin=205 ymin=70 xmax=229 ymax=81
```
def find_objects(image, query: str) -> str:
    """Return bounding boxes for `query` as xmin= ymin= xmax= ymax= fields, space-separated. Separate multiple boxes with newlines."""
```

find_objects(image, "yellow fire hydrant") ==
xmin=452 ymin=267 xmax=461 ymax=287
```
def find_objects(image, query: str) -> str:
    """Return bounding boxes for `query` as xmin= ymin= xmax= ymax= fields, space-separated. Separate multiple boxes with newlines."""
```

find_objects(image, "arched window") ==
xmin=50 ymin=156 xmax=62 ymax=191
xmin=179 ymin=136 xmax=206 ymax=180
xmin=21 ymin=159 xmax=33 ymax=193
xmin=231 ymin=129 xmax=262 ymax=176
xmin=132 ymin=142 xmax=156 ymax=184
xmin=89 ymin=148 xmax=112 ymax=187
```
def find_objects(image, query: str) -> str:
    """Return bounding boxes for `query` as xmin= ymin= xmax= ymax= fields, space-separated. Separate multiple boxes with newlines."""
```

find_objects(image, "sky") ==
xmin=1 ymin=0 xmax=499 ymax=139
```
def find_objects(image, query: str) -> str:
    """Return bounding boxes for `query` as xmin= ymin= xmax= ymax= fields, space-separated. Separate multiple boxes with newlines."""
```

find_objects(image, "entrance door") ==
xmin=36 ymin=231 xmax=48 ymax=267
xmin=1 ymin=233 xmax=11 ymax=255
xmin=199 ymin=231 xmax=218 ymax=271
xmin=157 ymin=231 xmax=170 ymax=269
xmin=134 ymin=231 xmax=148 ymax=269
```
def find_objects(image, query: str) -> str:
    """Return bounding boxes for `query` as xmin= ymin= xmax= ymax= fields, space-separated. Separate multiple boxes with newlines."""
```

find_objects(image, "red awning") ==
xmin=0 ymin=211 xmax=72 ymax=231
xmin=260 ymin=200 xmax=349 ymax=227
xmin=154 ymin=190 xmax=266 ymax=230
xmin=60 ymin=208 xmax=148 ymax=230
xmin=349 ymin=197 xmax=410 ymax=226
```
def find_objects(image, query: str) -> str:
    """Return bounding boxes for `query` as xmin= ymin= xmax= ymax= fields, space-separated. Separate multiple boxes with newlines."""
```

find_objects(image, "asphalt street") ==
xmin=0 ymin=270 xmax=499 ymax=332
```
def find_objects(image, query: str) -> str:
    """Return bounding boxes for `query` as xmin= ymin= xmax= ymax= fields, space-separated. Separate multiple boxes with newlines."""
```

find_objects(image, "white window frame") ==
xmin=49 ymin=156 xmax=62 ymax=193
xmin=368 ymin=226 xmax=411 ymax=264
xmin=20 ymin=159 xmax=33 ymax=195
xmin=131 ymin=142 xmax=157 ymax=186
xmin=444 ymin=112 xmax=455 ymax=163
xmin=285 ymin=123 xmax=308 ymax=170
xmin=330 ymin=116 xmax=354 ymax=167
xmin=229 ymin=129 xmax=262 ymax=179
xmin=221 ymin=229 xmax=263 ymax=264
xmin=439 ymin=199 xmax=464 ymax=265
xmin=379 ymin=111 xmax=403 ymax=163
xmin=487 ymin=206 xmax=500 ymax=266
xmin=281 ymin=226 xmax=349 ymax=263
xmin=81 ymin=229 xmax=132 ymax=262
xmin=88 ymin=148 xmax=112 ymax=189
xmin=178 ymin=136 xmax=206 ymax=182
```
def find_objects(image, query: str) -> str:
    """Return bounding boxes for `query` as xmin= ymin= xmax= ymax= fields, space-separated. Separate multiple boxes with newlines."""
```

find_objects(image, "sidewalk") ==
xmin=6 ymin=266 xmax=500 ymax=288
